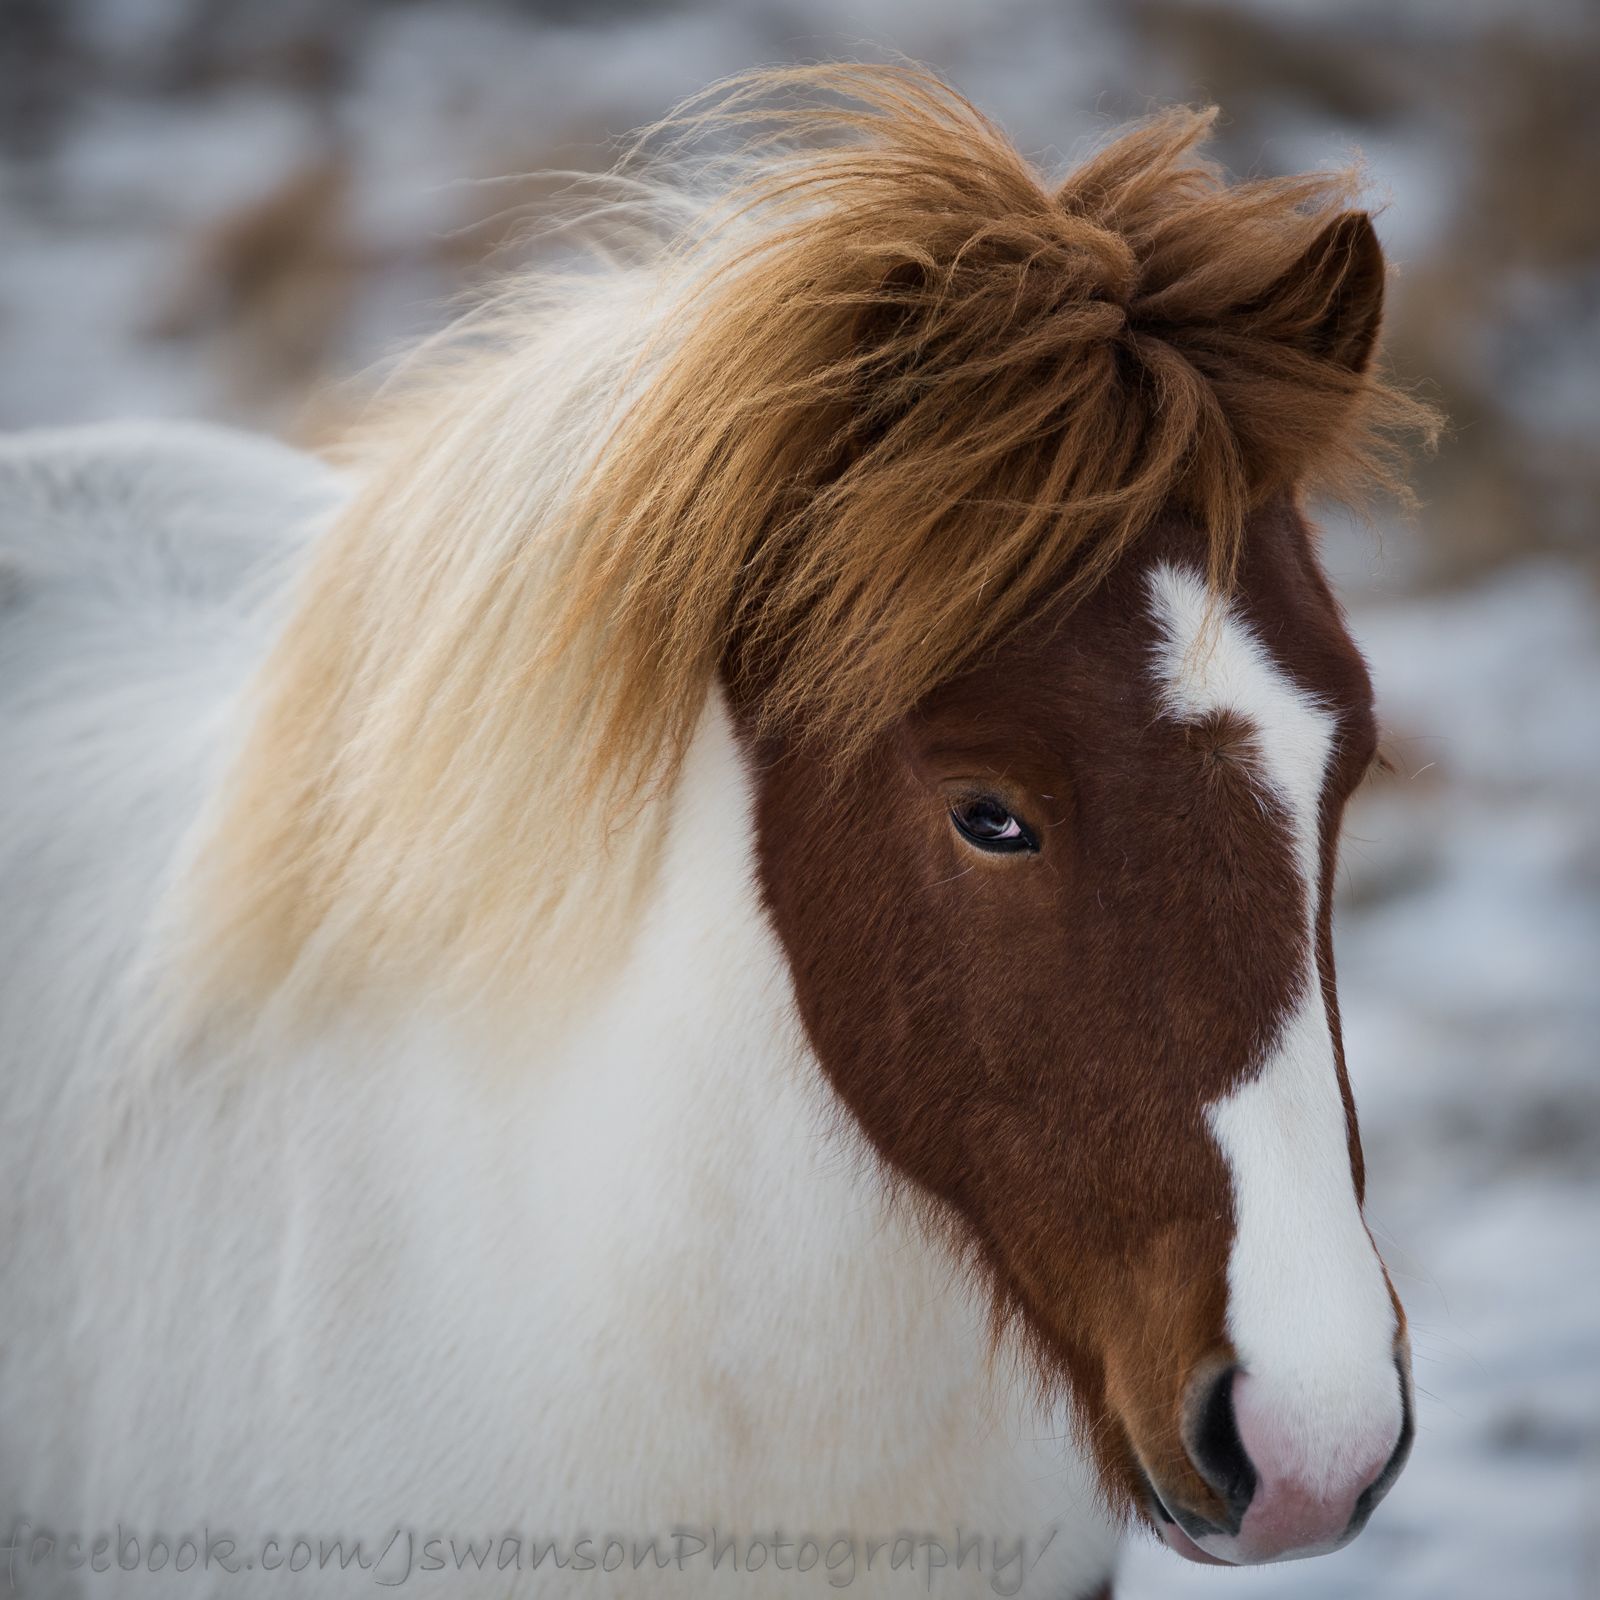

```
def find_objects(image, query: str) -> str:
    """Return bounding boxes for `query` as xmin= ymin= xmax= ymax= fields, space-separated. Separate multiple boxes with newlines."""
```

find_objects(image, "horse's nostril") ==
xmin=1183 ymin=1365 xmax=1257 ymax=1530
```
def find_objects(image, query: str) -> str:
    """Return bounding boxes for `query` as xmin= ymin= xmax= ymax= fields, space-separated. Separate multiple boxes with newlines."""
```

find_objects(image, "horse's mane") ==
xmin=178 ymin=65 xmax=1435 ymax=1028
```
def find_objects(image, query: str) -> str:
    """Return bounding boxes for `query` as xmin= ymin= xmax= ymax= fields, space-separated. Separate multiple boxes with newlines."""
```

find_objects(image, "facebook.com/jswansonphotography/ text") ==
xmin=2 ymin=1522 xmax=1063 ymax=1593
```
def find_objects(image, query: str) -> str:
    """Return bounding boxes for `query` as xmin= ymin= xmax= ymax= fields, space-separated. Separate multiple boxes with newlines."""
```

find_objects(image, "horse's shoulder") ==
xmin=0 ymin=419 xmax=345 ymax=617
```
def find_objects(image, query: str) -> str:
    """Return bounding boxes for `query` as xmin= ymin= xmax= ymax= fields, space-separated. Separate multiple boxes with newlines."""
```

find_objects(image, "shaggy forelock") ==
xmin=563 ymin=65 xmax=1434 ymax=773
xmin=176 ymin=64 xmax=1437 ymax=1025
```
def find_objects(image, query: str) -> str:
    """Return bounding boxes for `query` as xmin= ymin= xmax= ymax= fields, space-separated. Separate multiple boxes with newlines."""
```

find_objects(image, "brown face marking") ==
xmin=738 ymin=496 xmax=1383 ymax=1525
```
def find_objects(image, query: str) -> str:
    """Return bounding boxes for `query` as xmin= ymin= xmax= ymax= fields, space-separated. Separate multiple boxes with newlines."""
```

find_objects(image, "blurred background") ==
xmin=0 ymin=1 xmax=1594 ymax=1595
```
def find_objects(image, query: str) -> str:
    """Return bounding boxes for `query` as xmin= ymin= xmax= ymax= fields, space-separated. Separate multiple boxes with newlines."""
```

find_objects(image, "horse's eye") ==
xmin=949 ymin=796 xmax=1039 ymax=854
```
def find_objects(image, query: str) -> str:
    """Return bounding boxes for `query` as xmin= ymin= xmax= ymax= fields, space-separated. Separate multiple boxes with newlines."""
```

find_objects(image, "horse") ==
xmin=0 ymin=66 xmax=1437 ymax=1597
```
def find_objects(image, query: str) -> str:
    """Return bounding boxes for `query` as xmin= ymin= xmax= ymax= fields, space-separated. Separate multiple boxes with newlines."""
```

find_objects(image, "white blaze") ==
xmin=1147 ymin=564 xmax=1400 ymax=1494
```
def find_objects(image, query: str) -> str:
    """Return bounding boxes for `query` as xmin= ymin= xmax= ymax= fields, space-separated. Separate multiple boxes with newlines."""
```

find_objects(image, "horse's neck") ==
xmin=527 ymin=693 xmax=879 ymax=1302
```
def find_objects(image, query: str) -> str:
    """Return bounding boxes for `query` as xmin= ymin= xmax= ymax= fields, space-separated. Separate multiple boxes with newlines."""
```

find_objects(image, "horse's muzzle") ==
xmin=1148 ymin=1352 xmax=1414 ymax=1565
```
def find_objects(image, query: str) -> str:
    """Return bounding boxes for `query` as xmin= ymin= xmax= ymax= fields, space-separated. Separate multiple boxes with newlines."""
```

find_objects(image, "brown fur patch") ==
xmin=743 ymin=498 xmax=1385 ymax=1522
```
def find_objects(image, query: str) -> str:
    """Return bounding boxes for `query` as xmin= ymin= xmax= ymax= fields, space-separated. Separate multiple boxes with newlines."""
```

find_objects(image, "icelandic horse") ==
xmin=0 ymin=66 xmax=1436 ymax=1597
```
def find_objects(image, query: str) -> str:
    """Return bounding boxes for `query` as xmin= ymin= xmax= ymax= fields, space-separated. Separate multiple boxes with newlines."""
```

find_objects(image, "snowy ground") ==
xmin=2 ymin=3 xmax=1595 ymax=1596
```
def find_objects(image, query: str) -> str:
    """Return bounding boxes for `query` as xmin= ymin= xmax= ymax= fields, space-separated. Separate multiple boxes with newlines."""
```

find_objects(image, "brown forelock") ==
xmin=176 ymin=63 xmax=1438 ymax=1025
xmin=741 ymin=496 xmax=1383 ymax=1525
xmin=550 ymin=64 xmax=1438 ymax=800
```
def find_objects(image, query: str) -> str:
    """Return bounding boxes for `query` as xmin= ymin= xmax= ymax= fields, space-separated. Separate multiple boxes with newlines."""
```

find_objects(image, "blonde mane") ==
xmin=178 ymin=65 xmax=1435 ymax=1027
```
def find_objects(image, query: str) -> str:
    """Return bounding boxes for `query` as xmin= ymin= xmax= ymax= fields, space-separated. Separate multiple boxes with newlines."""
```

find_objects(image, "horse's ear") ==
xmin=1265 ymin=210 xmax=1386 ymax=376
